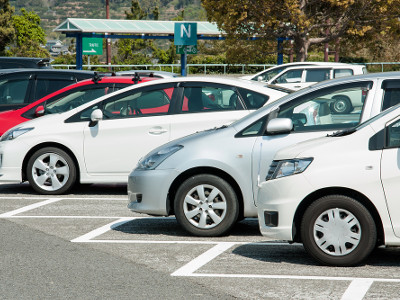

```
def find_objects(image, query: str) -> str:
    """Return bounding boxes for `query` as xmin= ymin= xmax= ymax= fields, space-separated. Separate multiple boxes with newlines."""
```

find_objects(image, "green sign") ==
xmin=82 ymin=37 xmax=103 ymax=55
xmin=176 ymin=45 xmax=198 ymax=55
xmin=174 ymin=23 xmax=197 ymax=46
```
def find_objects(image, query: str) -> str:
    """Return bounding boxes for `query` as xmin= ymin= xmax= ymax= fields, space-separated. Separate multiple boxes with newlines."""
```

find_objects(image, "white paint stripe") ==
xmin=0 ymin=198 xmax=63 ymax=217
xmin=2 ymin=215 xmax=136 ymax=219
xmin=0 ymin=196 xmax=126 ymax=200
xmin=71 ymin=217 xmax=134 ymax=242
xmin=341 ymin=279 xmax=374 ymax=300
xmin=177 ymin=272 xmax=400 ymax=283
xmin=171 ymin=242 xmax=236 ymax=276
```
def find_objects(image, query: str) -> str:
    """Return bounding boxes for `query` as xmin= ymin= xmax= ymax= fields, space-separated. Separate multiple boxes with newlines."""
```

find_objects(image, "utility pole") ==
xmin=106 ymin=0 xmax=111 ymax=68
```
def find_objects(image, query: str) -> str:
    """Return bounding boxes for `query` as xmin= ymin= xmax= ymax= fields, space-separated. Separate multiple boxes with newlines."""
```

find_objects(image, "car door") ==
xmin=169 ymin=82 xmax=261 ymax=140
xmin=380 ymin=116 xmax=400 ymax=237
xmin=271 ymin=69 xmax=306 ymax=90
xmin=81 ymin=83 xmax=176 ymax=175
xmin=250 ymin=81 xmax=374 ymax=204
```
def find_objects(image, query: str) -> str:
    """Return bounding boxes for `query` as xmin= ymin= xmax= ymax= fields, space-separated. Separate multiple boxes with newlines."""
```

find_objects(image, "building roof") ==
xmin=54 ymin=18 xmax=224 ymax=36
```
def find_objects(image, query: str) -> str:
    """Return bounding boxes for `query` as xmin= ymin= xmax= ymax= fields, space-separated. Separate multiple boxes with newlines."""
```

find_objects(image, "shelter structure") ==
xmin=54 ymin=18 xmax=226 ymax=74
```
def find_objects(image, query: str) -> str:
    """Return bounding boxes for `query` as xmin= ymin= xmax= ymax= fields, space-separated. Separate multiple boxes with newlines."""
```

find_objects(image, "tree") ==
xmin=201 ymin=0 xmax=400 ymax=61
xmin=0 ymin=0 xmax=15 ymax=55
xmin=8 ymin=8 xmax=49 ymax=57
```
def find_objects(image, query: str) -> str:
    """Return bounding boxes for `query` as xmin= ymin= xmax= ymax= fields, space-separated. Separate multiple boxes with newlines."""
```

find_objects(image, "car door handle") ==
xmin=149 ymin=127 xmax=168 ymax=135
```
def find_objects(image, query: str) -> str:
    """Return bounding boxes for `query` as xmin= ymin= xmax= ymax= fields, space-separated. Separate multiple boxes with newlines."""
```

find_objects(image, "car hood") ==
xmin=273 ymin=135 xmax=338 ymax=160
xmin=141 ymin=125 xmax=235 ymax=159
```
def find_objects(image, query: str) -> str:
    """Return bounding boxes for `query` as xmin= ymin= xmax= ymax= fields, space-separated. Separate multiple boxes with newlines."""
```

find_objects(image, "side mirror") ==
xmin=89 ymin=109 xmax=103 ymax=127
xmin=34 ymin=105 xmax=45 ymax=117
xmin=257 ymin=76 xmax=263 ymax=82
xmin=266 ymin=118 xmax=293 ymax=134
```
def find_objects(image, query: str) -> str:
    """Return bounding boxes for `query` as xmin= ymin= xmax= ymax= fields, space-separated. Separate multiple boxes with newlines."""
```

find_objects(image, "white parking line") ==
xmin=171 ymin=242 xmax=236 ymax=276
xmin=71 ymin=217 xmax=135 ymax=242
xmin=0 ymin=198 xmax=63 ymax=217
xmin=341 ymin=279 xmax=374 ymax=300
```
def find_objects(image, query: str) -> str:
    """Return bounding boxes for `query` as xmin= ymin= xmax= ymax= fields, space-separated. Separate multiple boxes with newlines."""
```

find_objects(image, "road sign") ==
xmin=174 ymin=23 xmax=197 ymax=45
xmin=176 ymin=45 xmax=198 ymax=55
xmin=82 ymin=38 xmax=103 ymax=55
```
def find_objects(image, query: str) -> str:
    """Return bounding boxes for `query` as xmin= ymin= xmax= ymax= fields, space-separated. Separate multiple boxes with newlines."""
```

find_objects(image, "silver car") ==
xmin=128 ymin=72 xmax=400 ymax=237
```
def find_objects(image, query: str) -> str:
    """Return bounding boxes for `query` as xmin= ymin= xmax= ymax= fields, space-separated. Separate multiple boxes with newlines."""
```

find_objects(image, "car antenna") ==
xmin=133 ymin=72 xmax=141 ymax=84
xmin=92 ymin=72 xmax=102 ymax=84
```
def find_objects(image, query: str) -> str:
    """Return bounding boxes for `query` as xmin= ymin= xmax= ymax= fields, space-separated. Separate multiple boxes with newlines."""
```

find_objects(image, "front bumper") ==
xmin=127 ymin=168 xmax=181 ymax=216
xmin=257 ymin=174 xmax=313 ymax=241
xmin=0 ymin=141 xmax=26 ymax=183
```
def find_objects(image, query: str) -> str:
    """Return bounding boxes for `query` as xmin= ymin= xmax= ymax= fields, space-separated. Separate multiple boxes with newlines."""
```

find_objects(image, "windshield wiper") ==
xmin=327 ymin=128 xmax=357 ymax=137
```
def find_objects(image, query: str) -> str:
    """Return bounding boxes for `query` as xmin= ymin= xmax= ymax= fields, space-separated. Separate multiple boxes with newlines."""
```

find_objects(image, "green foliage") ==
xmin=202 ymin=0 xmax=400 ymax=62
xmin=0 ymin=0 xmax=15 ymax=55
xmin=7 ymin=8 xmax=49 ymax=57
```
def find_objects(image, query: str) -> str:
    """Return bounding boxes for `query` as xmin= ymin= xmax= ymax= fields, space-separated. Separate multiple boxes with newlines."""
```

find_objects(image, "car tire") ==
xmin=174 ymin=174 xmax=239 ymax=237
xmin=330 ymin=95 xmax=353 ymax=114
xmin=301 ymin=195 xmax=377 ymax=267
xmin=26 ymin=147 xmax=77 ymax=195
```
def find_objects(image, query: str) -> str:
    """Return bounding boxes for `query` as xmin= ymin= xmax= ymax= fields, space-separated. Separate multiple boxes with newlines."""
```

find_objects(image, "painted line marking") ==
xmin=71 ymin=217 xmax=134 ymax=242
xmin=341 ymin=279 xmax=374 ymax=300
xmin=0 ymin=198 xmax=63 ymax=217
xmin=0 ymin=196 xmax=126 ymax=200
xmin=171 ymin=242 xmax=236 ymax=276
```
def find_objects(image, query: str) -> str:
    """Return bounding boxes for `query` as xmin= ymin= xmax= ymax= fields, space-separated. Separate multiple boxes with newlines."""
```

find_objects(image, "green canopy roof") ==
xmin=54 ymin=18 xmax=224 ymax=36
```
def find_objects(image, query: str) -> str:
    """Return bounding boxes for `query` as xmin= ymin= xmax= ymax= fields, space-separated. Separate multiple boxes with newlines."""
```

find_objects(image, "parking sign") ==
xmin=174 ymin=23 xmax=197 ymax=45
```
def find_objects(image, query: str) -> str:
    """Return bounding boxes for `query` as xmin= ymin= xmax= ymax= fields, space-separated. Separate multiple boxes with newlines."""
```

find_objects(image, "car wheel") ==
xmin=301 ymin=195 xmax=376 ymax=267
xmin=174 ymin=174 xmax=239 ymax=237
xmin=26 ymin=147 xmax=77 ymax=195
xmin=330 ymin=95 xmax=353 ymax=114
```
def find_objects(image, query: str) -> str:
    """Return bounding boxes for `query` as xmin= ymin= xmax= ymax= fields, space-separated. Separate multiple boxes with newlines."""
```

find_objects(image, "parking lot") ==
xmin=1 ymin=183 xmax=400 ymax=299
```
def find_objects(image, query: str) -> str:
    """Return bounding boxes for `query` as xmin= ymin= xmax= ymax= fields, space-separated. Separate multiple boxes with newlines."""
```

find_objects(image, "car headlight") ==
xmin=136 ymin=145 xmax=183 ymax=170
xmin=266 ymin=158 xmax=313 ymax=181
xmin=1 ymin=127 xmax=34 ymax=141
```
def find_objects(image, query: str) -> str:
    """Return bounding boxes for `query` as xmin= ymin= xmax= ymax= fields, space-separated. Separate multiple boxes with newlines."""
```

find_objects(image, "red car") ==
xmin=0 ymin=74 xmax=157 ymax=136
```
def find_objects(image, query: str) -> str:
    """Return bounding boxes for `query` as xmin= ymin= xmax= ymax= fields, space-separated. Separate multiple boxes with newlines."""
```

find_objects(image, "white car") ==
xmin=127 ymin=72 xmax=400 ymax=237
xmin=257 ymin=103 xmax=400 ymax=266
xmin=243 ymin=63 xmax=367 ymax=92
xmin=0 ymin=77 xmax=288 ymax=195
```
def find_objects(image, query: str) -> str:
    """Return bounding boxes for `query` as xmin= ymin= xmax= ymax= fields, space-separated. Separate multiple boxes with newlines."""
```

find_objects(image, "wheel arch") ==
xmin=22 ymin=142 xmax=81 ymax=183
xmin=292 ymin=187 xmax=384 ymax=245
xmin=167 ymin=166 xmax=244 ymax=218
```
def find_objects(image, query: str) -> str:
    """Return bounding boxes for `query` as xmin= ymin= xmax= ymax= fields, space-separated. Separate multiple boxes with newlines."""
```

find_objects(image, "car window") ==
xmin=102 ymin=88 xmax=172 ymax=119
xmin=181 ymin=86 xmax=243 ymax=112
xmin=34 ymin=79 xmax=75 ymax=101
xmin=381 ymin=81 xmax=400 ymax=112
xmin=274 ymin=70 xmax=303 ymax=84
xmin=277 ymin=82 xmax=371 ymax=132
xmin=45 ymin=87 xmax=115 ymax=114
xmin=334 ymin=69 xmax=354 ymax=78
xmin=305 ymin=69 xmax=330 ymax=82
xmin=0 ymin=78 xmax=29 ymax=104
xmin=237 ymin=88 xmax=270 ymax=109
xmin=254 ymin=66 xmax=287 ymax=81
xmin=386 ymin=118 xmax=400 ymax=148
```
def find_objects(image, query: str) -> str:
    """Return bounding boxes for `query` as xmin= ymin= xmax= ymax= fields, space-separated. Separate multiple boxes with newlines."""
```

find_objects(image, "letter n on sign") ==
xmin=174 ymin=23 xmax=197 ymax=46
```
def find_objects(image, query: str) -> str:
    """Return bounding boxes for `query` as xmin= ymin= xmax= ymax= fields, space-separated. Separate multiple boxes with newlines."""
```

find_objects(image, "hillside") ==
xmin=9 ymin=0 xmax=206 ymax=36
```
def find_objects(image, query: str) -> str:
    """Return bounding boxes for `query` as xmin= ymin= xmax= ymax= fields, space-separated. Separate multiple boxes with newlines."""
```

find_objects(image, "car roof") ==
xmin=0 ymin=68 xmax=95 ymax=76
xmin=116 ymin=70 xmax=179 ymax=78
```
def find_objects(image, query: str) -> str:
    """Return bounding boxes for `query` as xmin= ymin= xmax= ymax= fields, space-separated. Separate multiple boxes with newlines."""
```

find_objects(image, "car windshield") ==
xmin=253 ymin=66 xmax=287 ymax=81
xmin=45 ymin=87 xmax=112 ymax=114
xmin=354 ymin=102 xmax=400 ymax=131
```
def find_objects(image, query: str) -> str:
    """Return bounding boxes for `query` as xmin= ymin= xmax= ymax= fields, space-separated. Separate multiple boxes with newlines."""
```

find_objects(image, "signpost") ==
xmin=174 ymin=23 xmax=197 ymax=76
